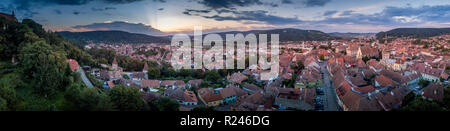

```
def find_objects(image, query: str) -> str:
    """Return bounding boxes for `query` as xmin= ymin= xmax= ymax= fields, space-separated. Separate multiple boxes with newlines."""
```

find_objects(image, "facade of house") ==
xmin=380 ymin=59 xmax=407 ymax=71
xmin=356 ymin=46 xmax=379 ymax=59
xmin=198 ymin=88 xmax=223 ymax=107
xmin=141 ymin=80 xmax=161 ymax=92
xmin=219 ymin=88 xmax=237 ymax=105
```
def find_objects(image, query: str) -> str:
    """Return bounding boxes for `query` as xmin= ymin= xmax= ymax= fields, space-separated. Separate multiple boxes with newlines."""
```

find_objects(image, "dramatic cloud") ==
xmin=201 ymin=10 xmax=302 ymax=25
xmin=9 ymin=0 xmax=164 ymax=17
xmin=318 ymin=5 xmax=450 ymax=26
xmin=69 ymin=21 xmax=166 ymax=35
xmin=183 ymin=9 xmax=212 ymax=15
xmin=102 ymin=0 xmax=145 ymax=4
xmin=197 ymin=0 xmax=264 ymax=9
xmin=92 ymin=7 xmax=117 ymax=11
xmin=303 ymin=0 xmax=331 ymax=7
xmin=281 ymin=0 xmax=293 ymax=4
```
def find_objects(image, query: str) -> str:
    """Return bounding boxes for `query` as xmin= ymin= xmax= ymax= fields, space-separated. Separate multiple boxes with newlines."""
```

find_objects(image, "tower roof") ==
xmin=112 ymin=57 xmax=118 ymax=65
xmin=143 ymin=62 xmax=149 ymax=71
xmin=0 ymin=11 xmax=18 ymax=22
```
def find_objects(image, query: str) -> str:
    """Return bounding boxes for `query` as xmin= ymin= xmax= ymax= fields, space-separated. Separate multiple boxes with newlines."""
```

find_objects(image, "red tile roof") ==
xmin=141 ymin=80 xmax=160 ymax=88
xmin=198 ymin=88 xmax=222 ymax=103
xmin=375 ymin=75 xmax=394 ymax=87
xmin=356 ymin=85 xmax=375 ymax=94
xmin=220 ymin=88 xmax=237 ymax=98
xmin=66 ymin=59 xmax=79 ymax=72
xmin=229 ymin=72 xmax=248 ymax=84
xmin=422 ymin=84 xmax=444 ymax=101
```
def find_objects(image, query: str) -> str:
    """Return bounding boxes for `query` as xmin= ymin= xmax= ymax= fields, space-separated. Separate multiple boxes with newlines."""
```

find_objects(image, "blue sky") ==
xmin=1 ymin=0 xmax=449 ymax=33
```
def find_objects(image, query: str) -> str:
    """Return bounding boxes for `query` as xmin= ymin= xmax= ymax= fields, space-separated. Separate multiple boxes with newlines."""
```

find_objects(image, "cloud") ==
xmin=54 ymin=9 xmax=62 ymax=15
xmin=281 ymin=0 xmax=293 ymax=4
xmin=158 ymin=8 xmax=164 ymax=11
xmin=323 ymin=10 xmax=338 ymax=16
xmin=92 ymin=7 xmax=117 ymax=11
xmin=317 ymin=5 xmax=450 ymax=26
xmin=9 ymin=0 xmax=165 ymax=17
xmin=303 ymin=0 xmax=331 ymax=7
xmin=183 ymin=9 xmax=211 ymax=15
xmin=197 ymin=0 xmax=263 ymax=9
xmin=102 ymin=0 xmax=146 ymax=4
xmin=73 ymin=11 xmax=82 ymax=15
xmin=201 ymin=10 xmax=302 ymax=25
xmin=69 ymin=21 xmax=166 ymax=35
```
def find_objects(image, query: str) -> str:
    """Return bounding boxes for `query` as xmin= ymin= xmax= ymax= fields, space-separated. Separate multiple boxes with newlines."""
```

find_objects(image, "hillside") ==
xmin=0 ymin=17 xmax=157 ymax=111
xmin=212 ymin=28 xmax=339 ymax=41
xmin=376 ymin=28 xmax=450 ymax=39
xmin=57 ymin=31 xmax=170 ymax=44
xmin=328 ymin=32 xmax=376 ymax=38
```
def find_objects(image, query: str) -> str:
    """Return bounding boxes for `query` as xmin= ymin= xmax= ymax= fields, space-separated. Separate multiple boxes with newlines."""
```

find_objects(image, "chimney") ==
xmin=11 ymin=10 xmax=14 ymax=16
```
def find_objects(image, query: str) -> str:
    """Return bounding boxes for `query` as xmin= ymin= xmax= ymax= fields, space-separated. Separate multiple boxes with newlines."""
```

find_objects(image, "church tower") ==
xmin=143 ymin=62 xmax=149 ymax=73
xmin=112 ymin=57 xmax=118 ymax=70
xmin=382 ymin=49 xmax=390 ymax=60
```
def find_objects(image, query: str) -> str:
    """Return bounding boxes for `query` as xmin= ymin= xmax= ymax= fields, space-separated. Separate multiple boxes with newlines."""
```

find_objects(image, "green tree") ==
xmin=0 ymin=98 xmax=7 ymax=111
xmin=441 ymin=87 xmax=450 ymax=109
xmin=401 ymin=92 xmax=416 ymax=107
xmin=205 ymin=70 xmax=221 ymax=83
xmin=0 ymin=74 xmax=19 ymax=109
xmin=418 ymin=79 xmax=430 ymax=88
xmin=400 ymin=98 xmax=443 ymax=111
xmin=94 ymin=93 xmax=117 ymax=111
xmin=147 ymin=66 xmax=161 ymax=79
xmin=78 ymin=88 xmax=101 ymax=110
xmin=319 ymin=55 xmax=325 ymax=61
xmin=362 ymin=56 xmax=370 ymax=63
xmin=19 ymin=41 xmax=68 ymax=97
xmin=291 ymin=61 xmax=305 ymax=74
xmin=149 ymin=97 xmax=179 ymax=111
xmin=108 ymin=85 xmax=147 ymax=111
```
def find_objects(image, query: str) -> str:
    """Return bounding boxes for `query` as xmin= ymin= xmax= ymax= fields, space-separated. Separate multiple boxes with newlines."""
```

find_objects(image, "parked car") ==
xmin=316 ymin=88 xmax=324 ymax=95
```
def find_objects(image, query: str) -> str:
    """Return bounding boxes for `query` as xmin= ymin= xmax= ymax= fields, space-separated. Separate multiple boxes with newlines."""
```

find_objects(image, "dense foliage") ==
xmin=377 ymin=28 xmax=450 ymax=39
xmin=0 ymin=17 xmax=166 ymax=111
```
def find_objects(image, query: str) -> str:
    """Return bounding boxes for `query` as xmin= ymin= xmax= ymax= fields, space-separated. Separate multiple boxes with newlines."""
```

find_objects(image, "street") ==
xmin=318 ymin=61 xmax=341 ymax=111
xmin=78 ymin=66 xmax=94 ymax=88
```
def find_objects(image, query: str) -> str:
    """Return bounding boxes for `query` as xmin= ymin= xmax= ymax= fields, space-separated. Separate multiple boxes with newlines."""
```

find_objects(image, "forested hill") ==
xmin=376 ymin=28 xmax=450 ymax=39
xmin=211 ymin=28 xmax=339 ymax=41
xmin=0 ymin=17 xmax=166 ymax=111
xmin=57 ymin=31 xmax=170 ymax=44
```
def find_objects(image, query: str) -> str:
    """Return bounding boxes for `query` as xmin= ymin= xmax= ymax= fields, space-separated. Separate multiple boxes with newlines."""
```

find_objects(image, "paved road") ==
xmin=319 ymin=62 xmax=341 ymax=111
xmin=78 ymin=67 xmax=94 ymax=88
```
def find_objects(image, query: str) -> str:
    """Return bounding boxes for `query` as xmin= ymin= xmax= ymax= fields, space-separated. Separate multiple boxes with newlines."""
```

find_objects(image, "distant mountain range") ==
xmin=57 ymin=28 xmax=338 ymax=44
xmin=376 ymin=28 xmax=450 ymax=39
xmin=328 ymin=32 xmax=376 ymax=38
xmin=57 ymin=31 xmax=170 ymax=44
xmin=70 ymin=21 xmax=166 ymax=36
xmin=209 ymin=28 xmax=339 ymax=42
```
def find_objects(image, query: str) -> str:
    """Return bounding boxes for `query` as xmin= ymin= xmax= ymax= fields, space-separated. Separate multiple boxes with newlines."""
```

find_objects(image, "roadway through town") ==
xmin=78 ymin=66 xmax=94 ymax=88
xmin=319 ymin=62 xmax=341 ymax=111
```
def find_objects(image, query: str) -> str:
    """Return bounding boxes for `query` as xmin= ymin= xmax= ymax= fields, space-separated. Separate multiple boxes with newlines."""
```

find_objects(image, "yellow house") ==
xmin=197 ymin=88 xmax=223 ymax=107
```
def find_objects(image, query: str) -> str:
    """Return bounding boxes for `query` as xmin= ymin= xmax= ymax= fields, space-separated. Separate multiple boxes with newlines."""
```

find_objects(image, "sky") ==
xmin=1 ymin=0 xmax=450 ymax=34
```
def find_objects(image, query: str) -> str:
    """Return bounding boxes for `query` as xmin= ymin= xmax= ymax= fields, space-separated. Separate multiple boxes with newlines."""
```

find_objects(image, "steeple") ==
xmin=11 ymin=10 xmax=14 ymax=17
